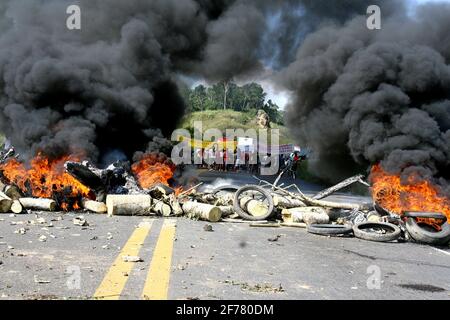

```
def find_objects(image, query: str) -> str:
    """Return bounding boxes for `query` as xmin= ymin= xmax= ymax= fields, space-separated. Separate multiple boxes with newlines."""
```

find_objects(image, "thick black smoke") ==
xmin=262 ymin=0 xmax=404 ymax=69
xmin=281 ymin=3 xmax=450 ymax=194
xmin=0 ymin=0 xmax=267 ymax=162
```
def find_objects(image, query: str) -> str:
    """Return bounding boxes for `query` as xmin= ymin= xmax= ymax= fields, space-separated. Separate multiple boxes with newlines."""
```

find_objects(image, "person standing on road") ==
xmin=235 ymin=148 xmax=242 ymax=172
xmin=207 ymin=145 xmax=216 ymax=171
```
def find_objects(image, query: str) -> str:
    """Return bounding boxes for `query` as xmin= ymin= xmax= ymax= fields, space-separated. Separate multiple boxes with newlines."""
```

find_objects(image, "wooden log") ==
xmin=82 ymin=199 xmax=107 ymax=213
xmin=213 ymin=193 xmax=234 ymax=206
xmin=190 ymin=192 xmax=233 ymax=207
xmin=281 ymin=207 xmax=329 ymax=224
xmin=239 ymin=196 xmax=270 ymax=217
xmin=312 ymin=174 xmax=367 ymax=200
xmin=217 ymin=205 xmax=235 ymax=217
xmin=151 ymin=200 xmax=172 ymax=216
xmin=106 ymin=195 xmax=152 ymax=216
xmin=0 ymin=192 xmax=12 ymax=213
xmin=168 ymin=194 xmax=184 ymax=216
xmin=239 ymin=196 xmax=252 ymax=208
xmin=273 ymin=195 xmax=306 ymax=208
xmin=3 ymin=185 xmax=22 ymax=200
xmin=19 ymin=197 xmax=56 ymax=211
xmin=0 ymin=181 xmax=20 ymax=200
xmin=198 ymin=193 xmax=216 ymax=203
xmin=10 ymin=200 xmax=23 ymax=214
xmin=182 ymin=201 xmax=222 ymax=222
xmin=148 ymin=183 xmax=174 ymax=199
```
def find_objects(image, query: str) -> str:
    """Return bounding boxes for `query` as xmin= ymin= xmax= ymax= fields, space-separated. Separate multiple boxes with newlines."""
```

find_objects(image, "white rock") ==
xmin=122 ymin=255 xmax=143 ymax=262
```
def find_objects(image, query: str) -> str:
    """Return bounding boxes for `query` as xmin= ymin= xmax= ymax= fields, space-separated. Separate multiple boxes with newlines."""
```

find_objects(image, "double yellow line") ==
xmin=93 ymin=219 xmax=176 ymax=300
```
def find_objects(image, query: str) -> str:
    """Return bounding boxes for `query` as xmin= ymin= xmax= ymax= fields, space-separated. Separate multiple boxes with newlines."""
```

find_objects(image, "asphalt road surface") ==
xmin=0 ymin=170 xmax=449 ymax=300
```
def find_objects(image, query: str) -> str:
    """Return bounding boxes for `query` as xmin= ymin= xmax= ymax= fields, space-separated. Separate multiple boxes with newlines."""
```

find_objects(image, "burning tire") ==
xmin=233 ymin=185 xmax=274 ymax=221
xmin=353 ymin=222 xmax=401 ymax=242
xmin=403 ymin=211 xmax=447 ymax=221
xmin=306 ymin=224 xmax=353 ymax=236
xmin=405 ymin=218 xmax=450 ymax=245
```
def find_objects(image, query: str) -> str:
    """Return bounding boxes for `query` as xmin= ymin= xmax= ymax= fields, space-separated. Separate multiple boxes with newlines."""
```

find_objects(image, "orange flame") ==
xmin=370 ymin=164 xmax=450 ymax=225
xmin=131 ymin=153 xmax=176 ymax=189
xmin=0 ymin=154 xmax=92 ymax=210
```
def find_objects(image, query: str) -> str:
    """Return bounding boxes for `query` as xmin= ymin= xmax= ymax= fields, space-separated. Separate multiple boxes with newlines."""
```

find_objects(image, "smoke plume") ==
xmin=0 ymin=0 xmax=267 ymax=162
xmin=281 ymin=3 xmax=450 ymax=194
xmin=261 ymin=0 xmax=404 ymax=69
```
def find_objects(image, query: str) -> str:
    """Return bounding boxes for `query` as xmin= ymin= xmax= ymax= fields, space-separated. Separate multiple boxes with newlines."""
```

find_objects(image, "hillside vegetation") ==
xmin=180 ymin=110 xmax=294 ymax=145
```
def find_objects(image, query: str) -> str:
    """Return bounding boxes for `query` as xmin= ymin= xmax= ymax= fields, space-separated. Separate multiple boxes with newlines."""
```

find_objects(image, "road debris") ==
xmin=122 ymin=255 xmax=143 ymax=262
xmin=0 ymin=144 xmax=446 ymax=248
xmin=203 ymin=224 xmax=213 ymax=232
xmin=33 ymin=275 xmax=51 ymax=284
xmin=14 ymin=227 xmax=27 ymax=235
xmin=267 ymin=234 xmax=282 ymax=242
xmin=222 ymin=280 xmax=285 ymax=294
xmin=35 ymin=217 xmax=46 ymax=224
xmin=73 ymin=216 xmax=88 ymax=227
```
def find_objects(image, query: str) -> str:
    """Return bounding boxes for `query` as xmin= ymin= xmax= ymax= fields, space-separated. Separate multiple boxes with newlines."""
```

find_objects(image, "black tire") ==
xmin=307 ymin=224 xmax=353 ymax=236
xmin=374 ymin=202 xmax=391 ymax=216
xmin=405 ymin=218 xmax=450 ymax=245
xmin=403 ymin=211 xmax=447 ymax=221
xmin=233 ymin=185 xmax=274 ymax=221
xmin=353 ymin=222 xmax=401 ymax=242
xmin=212 ymin=185 xmax=239 ymax=194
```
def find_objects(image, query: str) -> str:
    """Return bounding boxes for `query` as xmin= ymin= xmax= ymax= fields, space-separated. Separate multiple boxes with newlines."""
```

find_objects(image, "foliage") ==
xmin=180 ymin=110 xmax=293 ymax=145
xmin=184 ymin=81 xmax=283 ymax=125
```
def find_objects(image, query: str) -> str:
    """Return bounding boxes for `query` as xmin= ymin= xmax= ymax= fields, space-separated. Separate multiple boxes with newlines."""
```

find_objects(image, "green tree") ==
xmin=263 ymin=99 xmax=283 ymax=124
xmin=188 ymin=85 xmax=208 ymax=111
xmin=241 ymin=83 xmax=266 ymax=111
xmin=227 ymin=83 xmax=245 ymax=111
xmin=183 ymin=81 xmax=283 ymax=124
xmin=206 ymin=83 xmax=224 ymax=110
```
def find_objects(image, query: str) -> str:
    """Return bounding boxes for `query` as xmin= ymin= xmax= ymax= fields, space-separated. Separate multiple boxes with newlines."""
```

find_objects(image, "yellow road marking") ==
xmin=93 ymin=220 xmax=153 ymax=300
xmin=142 ymin=219 xmax=176 ymax=300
